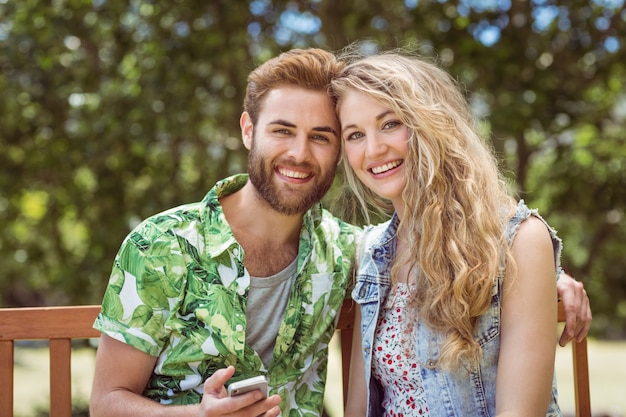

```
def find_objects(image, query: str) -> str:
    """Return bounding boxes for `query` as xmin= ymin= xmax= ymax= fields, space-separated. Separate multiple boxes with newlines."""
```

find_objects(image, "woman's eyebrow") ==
xmin=341 ymin=110 xmax=395 ymax=134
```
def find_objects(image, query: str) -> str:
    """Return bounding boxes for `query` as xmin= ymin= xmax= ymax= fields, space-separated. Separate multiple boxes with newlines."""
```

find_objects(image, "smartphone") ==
xmin=227 ymin=375 xmax=268 ymax=398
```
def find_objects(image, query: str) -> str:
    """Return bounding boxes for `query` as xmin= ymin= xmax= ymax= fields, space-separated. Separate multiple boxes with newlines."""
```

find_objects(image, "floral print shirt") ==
xmin=373 ymin=283 xmax=429 ymax=416
xmin=94 ymin=174 xmax=360 ymax=416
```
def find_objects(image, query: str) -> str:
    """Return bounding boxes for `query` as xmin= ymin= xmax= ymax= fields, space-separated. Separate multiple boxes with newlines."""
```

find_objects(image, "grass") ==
xmin=11 ymin=337 xmax=626 ymax=417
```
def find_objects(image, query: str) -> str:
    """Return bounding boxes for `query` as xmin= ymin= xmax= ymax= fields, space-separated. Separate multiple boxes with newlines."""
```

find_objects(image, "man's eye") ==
xmin=312 ymin=134 xmax=330 ymax=142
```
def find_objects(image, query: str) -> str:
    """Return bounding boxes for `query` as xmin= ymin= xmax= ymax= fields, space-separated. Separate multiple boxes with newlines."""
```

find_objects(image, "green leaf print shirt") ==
xmin=94 ymin=174 xmax=360 ymax=416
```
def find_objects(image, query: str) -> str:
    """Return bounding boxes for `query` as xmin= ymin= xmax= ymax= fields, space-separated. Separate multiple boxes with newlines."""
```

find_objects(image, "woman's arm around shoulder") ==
xmin=496 ymin=216 xmax=558 ymax=417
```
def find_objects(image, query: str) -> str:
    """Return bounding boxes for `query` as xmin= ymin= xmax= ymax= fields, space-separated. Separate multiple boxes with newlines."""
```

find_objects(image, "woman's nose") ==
xmin=365 ymin=134 xmax=386 ymax=158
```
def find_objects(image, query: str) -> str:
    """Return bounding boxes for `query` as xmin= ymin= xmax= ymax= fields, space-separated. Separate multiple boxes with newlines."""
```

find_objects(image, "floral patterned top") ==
xmin=373 ymin=283 xmax=430 ymax=416
xmin=94 ymin=174 xmax=360 ymax=416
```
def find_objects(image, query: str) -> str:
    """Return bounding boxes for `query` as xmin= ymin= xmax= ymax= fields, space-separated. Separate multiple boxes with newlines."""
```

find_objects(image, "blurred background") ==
xmin=1 ymin=0 xmax=624 ymax=415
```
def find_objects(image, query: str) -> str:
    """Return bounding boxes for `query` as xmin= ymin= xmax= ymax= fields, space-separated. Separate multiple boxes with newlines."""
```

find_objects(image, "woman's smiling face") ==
xmin=339 ymin=89 xmax=409 ymax=211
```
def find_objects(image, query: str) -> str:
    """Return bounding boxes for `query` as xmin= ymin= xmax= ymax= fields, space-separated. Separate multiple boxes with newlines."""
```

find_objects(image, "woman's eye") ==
xmin=383 ymin=120 xmax=401 ymax=130
xmin=345 ymin=131 xmax=364 ymax=141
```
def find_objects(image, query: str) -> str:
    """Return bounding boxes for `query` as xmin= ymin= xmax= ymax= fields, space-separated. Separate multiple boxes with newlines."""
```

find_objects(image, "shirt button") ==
xmin=236 ymin=324 xmax=243 ymax=332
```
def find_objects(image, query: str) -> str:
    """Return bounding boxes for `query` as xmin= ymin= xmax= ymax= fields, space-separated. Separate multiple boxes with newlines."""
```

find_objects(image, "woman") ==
xmin=331 ymin=52 xmax=562 ymax=416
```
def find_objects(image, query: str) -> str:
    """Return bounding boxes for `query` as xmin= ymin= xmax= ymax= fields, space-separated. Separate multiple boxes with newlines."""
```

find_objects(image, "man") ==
xmin=90 ymin=48 xmax=356 ymax=417
xmin=90 ymin=48 xmax=591 ymax=417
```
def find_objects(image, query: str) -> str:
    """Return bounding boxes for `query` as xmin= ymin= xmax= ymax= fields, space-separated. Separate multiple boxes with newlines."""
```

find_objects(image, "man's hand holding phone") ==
xmin=199 ymin=366 xmax=281 ymax=416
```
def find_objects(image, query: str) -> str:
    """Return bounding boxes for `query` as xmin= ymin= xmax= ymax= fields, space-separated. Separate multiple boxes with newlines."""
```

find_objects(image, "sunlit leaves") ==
xmin=19 ymin=190 xmax=49 ymax=221
xmin=0 ymin=0 xmax=624 ymax=335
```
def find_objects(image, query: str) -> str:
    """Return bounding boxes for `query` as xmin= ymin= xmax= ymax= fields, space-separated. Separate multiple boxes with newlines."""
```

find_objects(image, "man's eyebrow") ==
xmin=313 ymin=126 xmax=338 ymax=136
xmin=268 ymin=119 xmax=296 ymax=128
xmin=269 ymin=119 xmax=337 ymax=136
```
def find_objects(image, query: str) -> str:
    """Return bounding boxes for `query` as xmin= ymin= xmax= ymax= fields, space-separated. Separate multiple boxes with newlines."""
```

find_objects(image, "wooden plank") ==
xmin=557 ymin=300 xmax=566 ymax=323
xmin=572 ymin=337 xmax=591 ymax=417
xmin=50 ymin=338 xmax=72 ymax=417
xmin=337 ymin=299 xmax=355 ymax=407
xmin=0 ymin=340 xmax=14 ymax=417
xmin=558 ymin=299 xmax=591 ymax=417
xmin=0 ymin=305 xmax=101 ymax=340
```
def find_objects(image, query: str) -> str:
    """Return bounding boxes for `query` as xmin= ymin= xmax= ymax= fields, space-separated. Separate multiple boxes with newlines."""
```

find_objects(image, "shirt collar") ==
xmin=201 ymin=174 xmax=248 ymax=258
xmin=372 ymin=211 xmax=400 ymax=249
xmin=201 ymin=173 xmax=324 ymax=260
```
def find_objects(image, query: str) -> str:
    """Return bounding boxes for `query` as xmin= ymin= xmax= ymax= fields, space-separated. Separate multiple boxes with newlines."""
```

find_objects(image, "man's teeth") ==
xmin=371 ymin=161 xmax=401 ymax=174
xmin=280 ymin=168 xmax=309 ymax=179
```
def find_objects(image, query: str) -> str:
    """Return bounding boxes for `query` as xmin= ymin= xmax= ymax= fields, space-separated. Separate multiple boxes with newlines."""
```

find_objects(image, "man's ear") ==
xmin=240 ymin=112 xmax=253 ymax=150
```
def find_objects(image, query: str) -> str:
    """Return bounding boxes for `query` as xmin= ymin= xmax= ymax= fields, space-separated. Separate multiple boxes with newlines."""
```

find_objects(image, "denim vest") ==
xmin=352 ymin=201 xmax=562 ymax=417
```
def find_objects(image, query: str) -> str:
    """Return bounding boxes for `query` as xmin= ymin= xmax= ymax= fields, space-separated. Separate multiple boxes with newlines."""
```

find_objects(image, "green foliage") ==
xmin=1 ymin=0 xmax=624 ymax=338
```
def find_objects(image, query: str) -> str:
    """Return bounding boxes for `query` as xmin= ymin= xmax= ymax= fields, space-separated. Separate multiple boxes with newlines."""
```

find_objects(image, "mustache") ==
xmin=274 ymin=158 xmax=316 ymax=172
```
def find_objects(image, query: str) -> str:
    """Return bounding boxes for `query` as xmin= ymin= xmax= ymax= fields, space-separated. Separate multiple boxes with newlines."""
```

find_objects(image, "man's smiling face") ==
xmin=243 ymin=85 xmax=341 ymax=215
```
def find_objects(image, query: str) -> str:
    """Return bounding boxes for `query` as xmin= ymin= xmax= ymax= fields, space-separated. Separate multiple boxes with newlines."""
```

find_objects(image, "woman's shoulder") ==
xmin=361 ymin=218 xmax=394 ymax=244
xmin=507 ymin=200 xmax=562 ymax=274
xmin=506 ymin=200 xmax=560 ymax=244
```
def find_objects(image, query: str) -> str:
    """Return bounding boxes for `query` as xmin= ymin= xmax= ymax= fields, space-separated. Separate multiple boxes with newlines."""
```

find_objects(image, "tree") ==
xmin=0 ymin=1 xmax=257 ymax=305
xmin=1 ymin=0 xmax=624 ymax=337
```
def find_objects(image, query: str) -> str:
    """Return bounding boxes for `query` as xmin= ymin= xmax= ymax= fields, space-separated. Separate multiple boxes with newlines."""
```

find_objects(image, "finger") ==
xmin=262 ymin=405 xmax=282 ymax=417
xmin=575 ymin=323 xmax=590 ymax=342
xmin=558 ymin=329 xmax=568 ymax=347
xmin=225 ymin=393 xmax=281 ymax=417
xmin=203 ymin=366 xmax=236 ymax=397
xmin=227 ymin=390 xmax=268 ymax=409
xmin=575 ymin=294 xmax=592 ymax=342
xmin=564 ymin=301 xmax=578 ymax=339
xmin=569 ymin=285 xmax=589 ymax=342
xmin=252 ymin=395 xmax=282 ymax=417
xmin=558 ymin=295 xmax=578 ymax=347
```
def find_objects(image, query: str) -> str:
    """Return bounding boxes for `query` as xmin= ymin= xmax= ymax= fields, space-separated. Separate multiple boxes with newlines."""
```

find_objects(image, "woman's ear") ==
xmin=240 ymin=112 xmax=253 ymax=150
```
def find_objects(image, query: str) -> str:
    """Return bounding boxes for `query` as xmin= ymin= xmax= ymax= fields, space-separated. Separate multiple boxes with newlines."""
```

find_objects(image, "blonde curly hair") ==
xmin=331 ymin=50 xmax=517 ymax=370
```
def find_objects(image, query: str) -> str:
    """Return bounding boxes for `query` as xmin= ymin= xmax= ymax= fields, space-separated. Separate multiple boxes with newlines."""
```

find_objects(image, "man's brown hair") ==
xmin=244 ymin=48 xmax=344 ymax=125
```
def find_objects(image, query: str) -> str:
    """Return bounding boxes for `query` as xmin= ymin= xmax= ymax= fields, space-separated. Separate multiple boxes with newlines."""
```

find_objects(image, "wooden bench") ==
xmin=0 ymin=305 xmax=101 ymax=417
xmin=0 ymin=300 xmax=590 ymax=417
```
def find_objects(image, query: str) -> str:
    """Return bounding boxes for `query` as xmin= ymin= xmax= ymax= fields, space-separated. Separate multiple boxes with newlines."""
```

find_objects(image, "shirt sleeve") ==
xmin=94 ymin=221 xmax=187 ymax=356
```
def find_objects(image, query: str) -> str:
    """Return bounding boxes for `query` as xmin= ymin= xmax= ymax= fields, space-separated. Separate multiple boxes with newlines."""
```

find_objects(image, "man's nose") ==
xmin=287 ymin=134 xmax=312 ymax=161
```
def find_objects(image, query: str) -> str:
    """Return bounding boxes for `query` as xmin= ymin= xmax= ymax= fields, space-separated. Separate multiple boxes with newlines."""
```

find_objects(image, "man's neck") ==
xmin=219 ymin=182 xmax=304 ymax=276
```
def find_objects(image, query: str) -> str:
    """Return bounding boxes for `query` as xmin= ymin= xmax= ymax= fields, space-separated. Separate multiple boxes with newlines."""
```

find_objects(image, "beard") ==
xmin=247 ymin=145 xmax=336 ymax=216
